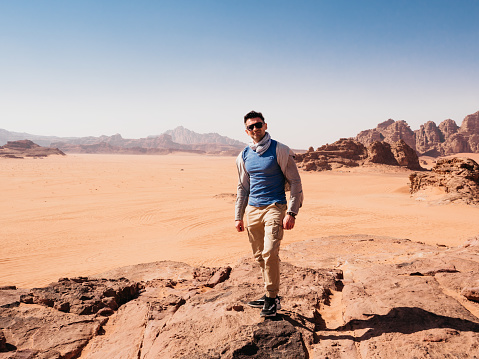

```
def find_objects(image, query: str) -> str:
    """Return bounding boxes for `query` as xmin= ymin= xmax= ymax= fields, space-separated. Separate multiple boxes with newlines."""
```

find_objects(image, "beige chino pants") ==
xmin=245 ymin=202 xmax=287 ymax=298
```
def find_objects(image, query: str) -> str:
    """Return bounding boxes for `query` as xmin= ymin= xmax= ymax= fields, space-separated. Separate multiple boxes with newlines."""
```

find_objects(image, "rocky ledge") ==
xmin=0 ymin=140 xmax=65 ymax=159
xmin=1 ymin=235 xmax=479 ymax=358
xmin=410 ymin=157 xmax=479 ymax=205
xmin=295 ymin=138 xmax=423 ymax=171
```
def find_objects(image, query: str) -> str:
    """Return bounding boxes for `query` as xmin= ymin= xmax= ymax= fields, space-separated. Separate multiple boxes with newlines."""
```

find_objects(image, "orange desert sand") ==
xmin=1 ymin=153 xmax=478 ymax=288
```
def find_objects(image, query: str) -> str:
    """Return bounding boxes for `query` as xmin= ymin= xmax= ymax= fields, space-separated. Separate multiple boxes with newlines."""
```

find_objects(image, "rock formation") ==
xmin=366 ymin=141 xmax=399 ymax=166
xmin=2 ymin=235 xmax=479 ymax=358
xmin=356 ymin=110 xmax=479 ymax=157
xmin=50 ymin=132 xmax=246 ymax=156
xmin=0 ymin=260 xmax=342 ymax=358
xmin=356 ymin=119 xmax=416 ymax=151
xmin=438 ymin=118 xmax=459 ymax=140
xmin=1 ymin=128 xmax=246 ymax=156
xmin=295 ymin=138 xmax=423 ymax=171
xmin=391 ymin=139 xmax=423 ymax=169
xmin=164 ymin=126 xmax=245 ymax=147
xmin=19 ymin=277 xmax=142 ymax=315
xmin=0 ymin=140 xmax=65 ymax=159
xmin=409 ymin=157 xmax=479 ymax=205
xmin=415 ymin=121 xmax=444 ymax=156
xmin=294 ymin=139 xmax=366 ymax=171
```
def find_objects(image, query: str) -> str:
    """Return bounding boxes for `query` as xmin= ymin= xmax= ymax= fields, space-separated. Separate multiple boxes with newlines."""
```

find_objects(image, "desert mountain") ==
xmin=0 ymin=128 xmax=246 ymax=156
xmin=356 ymin=110 xmax=479 ymax=156
xmin=164 ymin=126 xmax=245 ymax=146
xmin=0 ymin=129 xmax=73 ymax=148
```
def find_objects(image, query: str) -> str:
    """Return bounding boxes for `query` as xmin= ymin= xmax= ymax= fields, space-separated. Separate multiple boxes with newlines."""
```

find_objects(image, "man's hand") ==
xmin=283 ymin=214 xmax=295 ymax=230
xmin=235 ymin=220 xmax=245 ymax=232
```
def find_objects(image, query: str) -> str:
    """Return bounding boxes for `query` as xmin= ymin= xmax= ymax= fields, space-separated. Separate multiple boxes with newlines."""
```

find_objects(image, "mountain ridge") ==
xmin=0 ymin=127 xmax=246 ymax=156
xmin=3 ymin=109 xmax=479 ymax=156
xmin=354 ymin=110 xmax=479 ymax=156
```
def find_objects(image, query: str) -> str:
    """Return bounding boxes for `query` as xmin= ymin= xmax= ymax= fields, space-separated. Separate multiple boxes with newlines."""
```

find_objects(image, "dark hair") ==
xmin=244 ymin=111 xmax=265 ymax=123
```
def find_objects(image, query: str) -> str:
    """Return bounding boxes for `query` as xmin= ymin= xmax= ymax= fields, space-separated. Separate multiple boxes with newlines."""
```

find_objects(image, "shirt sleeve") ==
xmin=283 ymin=152 xmax=303 ymax=215
xmin=235 ymin=152 xmax=249 ymax=221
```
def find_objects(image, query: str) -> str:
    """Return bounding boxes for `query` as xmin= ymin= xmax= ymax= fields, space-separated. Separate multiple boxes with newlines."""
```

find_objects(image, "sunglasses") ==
xmin=246 ymin=122 xmax=264 ymax=131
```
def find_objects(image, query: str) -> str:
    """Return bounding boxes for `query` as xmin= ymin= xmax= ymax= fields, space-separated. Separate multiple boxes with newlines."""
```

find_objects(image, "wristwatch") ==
xmin=287 ymin=212 xmax=296 ymax=218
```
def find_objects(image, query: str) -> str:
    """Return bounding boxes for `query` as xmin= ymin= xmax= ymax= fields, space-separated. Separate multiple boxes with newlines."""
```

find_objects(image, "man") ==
xmin=235 ymin=110 xmax=303 ymax=317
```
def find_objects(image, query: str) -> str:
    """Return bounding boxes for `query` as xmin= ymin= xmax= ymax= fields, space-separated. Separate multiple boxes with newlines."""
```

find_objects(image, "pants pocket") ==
xmin=274 ymin=203 xmax=287 ymax=210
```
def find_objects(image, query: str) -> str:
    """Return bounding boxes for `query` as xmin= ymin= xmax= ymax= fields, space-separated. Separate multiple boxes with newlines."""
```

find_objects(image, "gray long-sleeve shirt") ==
xmin=235 ymin=140 xmax=304 ymax=221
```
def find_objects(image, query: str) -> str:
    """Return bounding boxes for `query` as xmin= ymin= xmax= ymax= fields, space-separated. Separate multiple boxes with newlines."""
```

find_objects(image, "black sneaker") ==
xmin=247 ymin=295 xmax=266 ymax=308
xmin=247 ymin=295 xmax=282 ymax=310
xmin=260 ymin=296 xmax=281 ymax=317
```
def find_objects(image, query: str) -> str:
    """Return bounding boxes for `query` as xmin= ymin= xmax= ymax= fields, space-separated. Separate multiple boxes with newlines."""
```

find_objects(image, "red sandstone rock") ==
xmin=461 ymin=287 xmax=479 ymax=302
xmin=415 ymin=121 xmax=443 ymax=155
xmin=0 ymin=140 xmax=65 ymax=158
xmin=0 ymin=304 xmax=105 ymax=358
xmin=2 ymin=237 xmax=479 ymax=358
xmin=391 ymin=139 xmax=423 ymax=170
xmin=409 ymin=157 xmax=479 ymax=205
xmin=443 ymin=133 xmax=470 ymax=154
xmin=356 ymin=111 xmax=479 ymax=157
xmin=460 ymin=111 xmax=479 ymax=135
xmin=19 ymin=277 xmax=142 ymax=315
xmin=205 ymin=266 xmax=232 ymax=288
xmin=0 ymin=330 xmax=6 ymax=352
xmin=438 ymin=119 xmax=459 ymax=139
xmin=297 ymin=139 xmax=422 ymax=171
xmin=366 ymin=141 xmax=398 ymax=166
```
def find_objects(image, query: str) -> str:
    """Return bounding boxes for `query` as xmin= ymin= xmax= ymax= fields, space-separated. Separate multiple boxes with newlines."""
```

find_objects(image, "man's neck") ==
xmin=254 ymin=134 xmax=266 ymax=144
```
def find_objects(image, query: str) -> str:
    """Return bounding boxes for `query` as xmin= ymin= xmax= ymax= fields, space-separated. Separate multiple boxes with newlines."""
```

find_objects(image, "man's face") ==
xmin=245 ymin=117 xmax=267 ymax=143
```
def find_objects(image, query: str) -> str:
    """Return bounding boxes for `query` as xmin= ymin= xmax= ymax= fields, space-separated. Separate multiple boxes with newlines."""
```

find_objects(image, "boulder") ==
xmin=461 ymin=287 xmax=479 ymax=302
xmin=409 ymin=157 xmax=479 ymax=205
xmin=366 ymin=141 xmax=398 ymax=166
xmin=391 ymin=139 xmax=423 ymax=170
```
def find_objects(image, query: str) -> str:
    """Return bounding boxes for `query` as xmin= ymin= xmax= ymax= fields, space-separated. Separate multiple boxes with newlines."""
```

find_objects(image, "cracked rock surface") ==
xmin=1 ymin=235 xmax=479 ymax=358
xmin=409 ymin=157 xmax=479 ymax=205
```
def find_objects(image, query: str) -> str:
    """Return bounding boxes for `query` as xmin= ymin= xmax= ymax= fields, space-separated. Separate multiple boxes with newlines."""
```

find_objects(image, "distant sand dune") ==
xmin=1 ymin=153 xmax=478 ymax=288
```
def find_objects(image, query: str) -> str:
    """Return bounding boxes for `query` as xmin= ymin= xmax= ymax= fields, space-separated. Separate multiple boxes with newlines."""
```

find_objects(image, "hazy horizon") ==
xmin=1 ymin=1 xmax=479 ymax=149
xmin=1 ymin=108 xmax=478 ymax=150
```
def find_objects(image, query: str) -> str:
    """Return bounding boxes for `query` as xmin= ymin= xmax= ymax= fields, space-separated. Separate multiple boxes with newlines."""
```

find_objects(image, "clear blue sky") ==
xmin=1 ymin=0 xmax=478 ymax=149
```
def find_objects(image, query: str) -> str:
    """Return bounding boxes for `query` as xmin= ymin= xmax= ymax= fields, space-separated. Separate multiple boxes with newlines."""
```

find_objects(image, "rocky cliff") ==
xmin=1 ymin=235 xmax=479 ymax=358
xmin=0 ymin=140 xmax=65 ymax=159
xmin=295 ymin=138 xmax=423 ymax=171
xmin=409 ymin=157 xmax=479 ymax=205
xmin=356 ymin=110 xmax=479 ymax=156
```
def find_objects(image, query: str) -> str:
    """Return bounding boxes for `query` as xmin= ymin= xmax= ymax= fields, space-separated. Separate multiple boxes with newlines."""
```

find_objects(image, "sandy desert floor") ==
xmin=1 ymin=153 xmax=478 ymax=288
